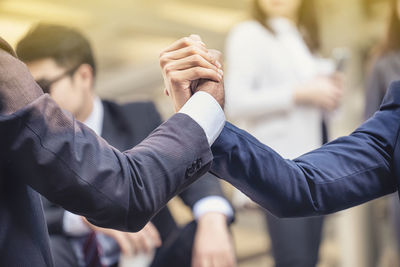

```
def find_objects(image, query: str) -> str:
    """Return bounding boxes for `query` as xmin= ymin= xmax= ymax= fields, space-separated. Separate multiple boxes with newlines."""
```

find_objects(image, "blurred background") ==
xmin=0 ymin=0 xmax=398 ymax=266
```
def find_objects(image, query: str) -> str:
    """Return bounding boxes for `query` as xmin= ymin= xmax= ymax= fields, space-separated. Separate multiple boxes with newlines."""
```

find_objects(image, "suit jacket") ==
xmin=0 ymin=38 xmax=212 ymax=266
xmin=210 ymin=81 xmax=400 ymax=218
xmin=43 ymin=100 xmax=229 ymax=243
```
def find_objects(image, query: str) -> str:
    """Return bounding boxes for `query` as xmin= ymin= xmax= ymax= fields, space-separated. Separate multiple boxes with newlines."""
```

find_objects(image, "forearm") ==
xmin=211 ymin=106 xmax=399 ymax=217
xmin=225 ymin=29 xmax=295 ymax=120
xmin=226 ymin=84 xmax=295 ymax=120
xmin=3 ymin=95 xmax=212 ymax=232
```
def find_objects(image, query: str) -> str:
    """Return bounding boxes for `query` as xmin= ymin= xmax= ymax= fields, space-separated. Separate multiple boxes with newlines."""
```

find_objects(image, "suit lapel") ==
xmin=101 ymin=101 xmax=135 ymax=151
xmin=0 ymin=37 xmax=17 ymax=58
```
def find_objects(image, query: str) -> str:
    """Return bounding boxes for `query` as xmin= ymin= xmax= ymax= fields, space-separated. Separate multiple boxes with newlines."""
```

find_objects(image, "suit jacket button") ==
xmin=186 ymin=166 xmax=195 ymax=177
xmin=195 ymin=159 xmax=202 ymax=170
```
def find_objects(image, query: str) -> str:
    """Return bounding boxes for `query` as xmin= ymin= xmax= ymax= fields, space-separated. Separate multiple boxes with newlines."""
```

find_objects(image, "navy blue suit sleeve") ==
xmin=211 ymin=82 xmax=400 ymax=218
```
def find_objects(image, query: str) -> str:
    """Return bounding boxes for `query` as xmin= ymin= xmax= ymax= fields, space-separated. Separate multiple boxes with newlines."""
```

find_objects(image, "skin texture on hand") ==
xmin=192 ymin=213 xmax=236 ymax=267
xmin=83 ymin=218 xmax=161 ymax=256
xmin=194 ymin=79 xmax=225 ymax=110
xmin=194 ymin=49 xmax=225 ymax=109
xmin=160 ymin=35 xmax=223 ymax=111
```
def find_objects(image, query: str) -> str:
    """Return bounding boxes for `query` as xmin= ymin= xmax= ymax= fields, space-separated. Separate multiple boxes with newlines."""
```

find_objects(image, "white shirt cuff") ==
xmin=193 ymin=196 xmax=234 ymax=221
xmin=178 ymin=91 xmax=225 ymax=145
xmin=63 ymin=211 xmax=91 ymax=236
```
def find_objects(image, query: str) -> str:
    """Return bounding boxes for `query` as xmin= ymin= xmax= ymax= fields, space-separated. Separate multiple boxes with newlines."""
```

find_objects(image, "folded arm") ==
xmin=225 ymin=24 xmax=295 ymax=120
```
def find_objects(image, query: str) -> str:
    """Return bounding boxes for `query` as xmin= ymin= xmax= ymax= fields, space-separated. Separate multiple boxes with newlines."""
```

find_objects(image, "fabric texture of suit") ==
xmin=210 ymin=81 xmax=400 ymax=218
xmin=0 ymin=38 xmax=212 ymax=267
xmin=42 ymin=99 xmax=230 ymax=266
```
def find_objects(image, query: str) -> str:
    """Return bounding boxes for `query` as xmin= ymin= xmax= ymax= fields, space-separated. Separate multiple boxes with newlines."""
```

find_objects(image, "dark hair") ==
xmin=251 ymin=0 xmax=320 ymax=52
xmin=16 ymin=24 xmax=96 ymax=76
xmin=379 ymin=0 xmax=400 ymax=56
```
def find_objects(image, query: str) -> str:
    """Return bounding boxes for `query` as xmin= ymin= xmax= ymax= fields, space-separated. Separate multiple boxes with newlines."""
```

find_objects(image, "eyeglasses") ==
xmin=36 ymin=64 xmax=81 ymax=94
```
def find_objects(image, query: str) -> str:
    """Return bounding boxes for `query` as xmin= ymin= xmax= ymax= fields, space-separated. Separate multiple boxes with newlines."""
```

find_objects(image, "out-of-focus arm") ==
xmin=225 ymin=23 xmax=295 ymax=120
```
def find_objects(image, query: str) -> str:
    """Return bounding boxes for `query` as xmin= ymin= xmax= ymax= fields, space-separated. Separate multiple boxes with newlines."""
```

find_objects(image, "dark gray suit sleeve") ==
xmin=41 ymin=197 xmax=65 ymax=235
xmin=0 ymin=50 xmax=213 ymax=232
xmin=143 ymin=102 xmax=230 ymax=210
xmin=0 ymin=45 xmax=43 ymax=115
xmin=2 ymin=97 xmax=212 ymax=232
xmin=178 ymin=172 xmax=226 ymax=209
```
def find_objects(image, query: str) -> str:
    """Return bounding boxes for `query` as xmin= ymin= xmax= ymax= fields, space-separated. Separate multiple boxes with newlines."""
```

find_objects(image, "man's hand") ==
xmin=160 ymin=35 xmax=223 ymax=111
xmin=83 ymin=218 xmax=161 ymax=256
xmin=192 ymin=213 xmax=236 ymax=267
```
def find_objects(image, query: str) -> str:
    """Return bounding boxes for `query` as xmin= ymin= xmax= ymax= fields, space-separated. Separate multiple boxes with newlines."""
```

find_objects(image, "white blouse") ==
xmin=225 ymin=18 xmax=334 ymax=159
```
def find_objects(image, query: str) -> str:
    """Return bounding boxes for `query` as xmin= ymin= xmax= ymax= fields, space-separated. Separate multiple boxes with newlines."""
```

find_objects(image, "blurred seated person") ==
xmin=16 ymin=24 xmax=235 ymax=267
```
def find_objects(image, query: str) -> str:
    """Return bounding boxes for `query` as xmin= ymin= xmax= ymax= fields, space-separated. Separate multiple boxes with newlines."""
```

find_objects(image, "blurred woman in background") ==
xmin=365 ymin=0 xmax=400 ymax=118
xmin=365 ymin=0 xmax=400 ymax=263
xmin=225 ymin=0 xmax=343 ymax=266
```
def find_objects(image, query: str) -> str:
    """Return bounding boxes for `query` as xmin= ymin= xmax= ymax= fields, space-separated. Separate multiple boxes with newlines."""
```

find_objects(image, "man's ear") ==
xmin=0 ymin=37 xmax=17 ymax=58
xmin=75 ymin=63 xmax=95 ymax=89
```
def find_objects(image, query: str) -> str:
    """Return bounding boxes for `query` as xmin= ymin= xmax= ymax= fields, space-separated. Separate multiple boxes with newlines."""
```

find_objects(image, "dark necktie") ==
xmin=83 ymin=231 xmax=103 ymax=267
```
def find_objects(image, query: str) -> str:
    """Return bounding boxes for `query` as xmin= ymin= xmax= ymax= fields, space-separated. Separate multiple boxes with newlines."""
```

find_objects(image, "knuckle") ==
xmin=192 ymin=45 xmax=201 ymax=54
xmin=214 ymin=50 xmax=222 ymax=58
xmin=164 ymin=64 xmax=172 ymax=74
xmin=169 ymin=75 xmax=178 ymax=84
xmin=159 ymin=55 xmax=167 ymax=67
xmin=192 ymin=54 xmax=202 ymax=64
xmin=193 ymin=68 xmax=200 ymax=75
xmin=188 ymin=45 xmax=199 ymax=56
xmin=182 ymin=37 xmax=192 ymax=47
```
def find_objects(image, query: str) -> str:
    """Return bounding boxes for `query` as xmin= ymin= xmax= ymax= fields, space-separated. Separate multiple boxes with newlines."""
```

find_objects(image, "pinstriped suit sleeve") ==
xmin=2 ymin=96 xmax=212 ymax=232
xmin=0 ymin=41 xmax=214 ymax=232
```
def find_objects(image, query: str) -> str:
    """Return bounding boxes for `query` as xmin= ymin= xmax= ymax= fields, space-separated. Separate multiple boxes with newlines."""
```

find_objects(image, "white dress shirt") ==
xmin=225 ymin=18 xmax=335 ymax=159
xmin=179 ymin=91 xmax=233 ymax=218
xmin=63 ymin=93 xmax=230 ymax=266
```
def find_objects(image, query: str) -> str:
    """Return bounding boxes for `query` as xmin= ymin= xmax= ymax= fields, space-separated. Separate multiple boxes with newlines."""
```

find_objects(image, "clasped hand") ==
xmin=159 ymin=34 xmax=225 ymax=111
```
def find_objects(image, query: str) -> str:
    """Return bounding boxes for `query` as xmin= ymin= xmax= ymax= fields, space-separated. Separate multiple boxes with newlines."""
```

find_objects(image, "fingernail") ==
xmin=190 ymin=34 xmax=201 ymax=41
xmin=215 ymin=61 xmax=222 ymax=68
xmin=218 ymin=69 xmax=224 ymax=76
xmin=196 ymin=41 xmax=205 ymax=47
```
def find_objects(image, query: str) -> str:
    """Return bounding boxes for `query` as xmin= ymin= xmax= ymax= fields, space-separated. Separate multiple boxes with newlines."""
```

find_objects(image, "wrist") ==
xmin=196 ymin=80 xmax=225 ymax=109
xmin=198 ymin=212 xmax=228 ymax=228
xmin=178 ymin=91 xmax=225 ymax=145
xmin=294 ymin=83 xmax=317 ymax=106
xmin=294 ymin=84 xmax=307 ymax=104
